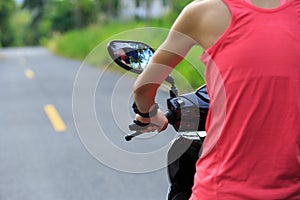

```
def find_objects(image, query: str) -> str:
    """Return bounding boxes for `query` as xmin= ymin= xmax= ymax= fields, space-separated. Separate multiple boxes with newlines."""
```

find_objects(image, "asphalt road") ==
xmin=0 ymin=47 xmax=177 ymax=200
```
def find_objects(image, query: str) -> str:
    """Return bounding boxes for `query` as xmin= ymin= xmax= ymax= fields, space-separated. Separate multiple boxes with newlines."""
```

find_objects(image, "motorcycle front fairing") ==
xmin=167 ymin=85 xmax=209 ymax=133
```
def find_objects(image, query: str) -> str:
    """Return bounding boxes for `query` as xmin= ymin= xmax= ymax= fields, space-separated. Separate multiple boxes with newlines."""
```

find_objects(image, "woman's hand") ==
xmin=135 ymin=109 xmax=168 ymax=133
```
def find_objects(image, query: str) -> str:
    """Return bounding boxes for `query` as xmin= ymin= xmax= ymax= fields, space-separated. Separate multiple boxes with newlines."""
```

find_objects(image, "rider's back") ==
xmin=189 ymin=0 xmax=300 ymax=199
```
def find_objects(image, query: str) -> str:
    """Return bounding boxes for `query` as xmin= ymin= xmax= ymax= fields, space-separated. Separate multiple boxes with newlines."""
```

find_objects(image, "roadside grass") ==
xmin=47 ymin=20 xmax=206 ymax=93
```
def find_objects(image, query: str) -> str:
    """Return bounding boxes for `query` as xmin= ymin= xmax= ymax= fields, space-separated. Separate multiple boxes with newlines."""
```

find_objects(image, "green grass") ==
xmin=47 ymin=20 xmax=206 ymax=93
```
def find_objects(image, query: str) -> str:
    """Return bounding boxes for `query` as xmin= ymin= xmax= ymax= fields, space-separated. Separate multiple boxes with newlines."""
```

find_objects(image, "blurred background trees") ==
xmin=0 ymin=0 xmax=16 ymax=47
xmin=0 ymin=0 xmax=203 ymax=90
xmin=0 ymin=0 xmax=191 ymax=47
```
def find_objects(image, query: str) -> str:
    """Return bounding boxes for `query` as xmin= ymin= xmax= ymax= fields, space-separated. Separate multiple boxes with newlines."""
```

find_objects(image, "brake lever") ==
xmin=125 ymin=131 xmax=143 ymax=141
xmin=125 ymin=120 xmax=155 ymax=141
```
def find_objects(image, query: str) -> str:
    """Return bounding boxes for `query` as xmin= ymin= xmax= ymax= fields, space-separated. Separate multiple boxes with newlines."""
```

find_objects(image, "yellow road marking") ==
xmin=25 ymin=68 xmax=34 ymax=79
xmin=44 ymin=104 xmax=67 ymax=132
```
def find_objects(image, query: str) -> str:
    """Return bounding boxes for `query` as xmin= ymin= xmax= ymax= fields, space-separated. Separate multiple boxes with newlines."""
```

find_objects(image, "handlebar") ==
xmin=125 ymin=111 xmax=175 ymax=141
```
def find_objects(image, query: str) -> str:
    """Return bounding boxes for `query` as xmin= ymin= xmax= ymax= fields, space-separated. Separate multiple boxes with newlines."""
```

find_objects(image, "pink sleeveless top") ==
xmin=190 ymin=0 xmax=300 ymax=199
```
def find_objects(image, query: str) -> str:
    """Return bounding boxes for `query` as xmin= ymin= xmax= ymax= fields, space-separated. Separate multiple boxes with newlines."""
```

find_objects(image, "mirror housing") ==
xmin=107 ymin=40 xmax=155 ymax=74
xmin=107 ymin=40 xmax=176 ymax=87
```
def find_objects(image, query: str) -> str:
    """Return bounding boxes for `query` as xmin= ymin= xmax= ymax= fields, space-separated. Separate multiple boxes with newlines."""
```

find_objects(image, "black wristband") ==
xmin=132 ymin=102 xmax=159 ymax=118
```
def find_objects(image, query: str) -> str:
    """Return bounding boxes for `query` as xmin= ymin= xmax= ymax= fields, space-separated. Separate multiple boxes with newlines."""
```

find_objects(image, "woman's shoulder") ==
xmin=186 ymin=0 xmax=225 ymax=11
xmin=173 ymin=0 xmax=231 ymax=48
xmin=183 ymin=0 xmax=229 ymax=18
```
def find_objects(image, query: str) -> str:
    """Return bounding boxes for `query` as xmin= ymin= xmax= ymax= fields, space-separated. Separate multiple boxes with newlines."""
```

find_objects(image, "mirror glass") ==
xmin=107 ymin=40 xmax=154 ymax=73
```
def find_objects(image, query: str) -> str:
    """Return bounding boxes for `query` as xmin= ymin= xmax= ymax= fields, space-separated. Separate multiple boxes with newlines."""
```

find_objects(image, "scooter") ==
xmin=107 ymin=40 xmax=209 ymax=200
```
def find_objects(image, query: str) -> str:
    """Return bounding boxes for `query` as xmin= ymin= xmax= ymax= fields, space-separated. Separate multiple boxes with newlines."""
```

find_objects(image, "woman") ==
xmin=132 ymin=0 xmax=300 ymax=199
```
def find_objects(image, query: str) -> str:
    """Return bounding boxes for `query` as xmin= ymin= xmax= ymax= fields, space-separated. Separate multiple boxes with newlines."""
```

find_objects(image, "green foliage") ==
xmin=52 ymin=28 xmax=98 ymax=60
xmin=73 ymin=0 xmax=97 ymax=28
xmin=49 ymin=22 xmax=141 ymax=59
xmin=173 ymin=46 xmax=206 ymax=90
xmin=22 ymin=0 xmax=44 ymax=10
xmin=10 ymin=10 xmax=32 ymax=46
xmin=0 ymin=0 xmax=16 ymax=47
xmin=45 ymin=0 xmax=205 ymax=90
xmin=97 ymin=0 xmax=119 ymax=17
xmin=2 ymin=0 xmax=192 ymax=47
xmin=48 ymin=20 xmax=205 ymax=91
xmin=48 ymin=0 xmax=76 ymax=32
xmin=22 ymin=0 xmax=46 ymax=45
xmin=7 ymin=0 xmax=99 ymax=46
xmin=0 ymin=0 xmax=16 ymax=19
xmin=1 ymin=0 xmax=205 ymax=89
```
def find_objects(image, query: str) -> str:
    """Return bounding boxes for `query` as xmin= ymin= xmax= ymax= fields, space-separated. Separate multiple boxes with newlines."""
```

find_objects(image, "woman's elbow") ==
xmin=133 ymin=83 xmax=158 ymax=100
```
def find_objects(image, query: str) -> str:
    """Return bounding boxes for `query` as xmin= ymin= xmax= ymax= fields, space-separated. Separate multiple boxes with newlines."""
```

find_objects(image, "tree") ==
xmin=73 ymin=0 xmax=97 ymax=28
xmin=22 ymin=0 xmax=47 ymax=44
xmin=0 ymin=0 xmax=16 ymax=47
xmin=48 ymin=0 xmax=76 ymax=32
xmin=96 ymin=0 xmax=119 ymax=20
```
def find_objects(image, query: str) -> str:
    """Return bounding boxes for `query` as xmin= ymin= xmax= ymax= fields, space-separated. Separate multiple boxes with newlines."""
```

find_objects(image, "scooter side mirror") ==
xmin=107 ymin=40 xmax=155 ymax=74
xmin=107 ymin=40 xmax=176 ymax=87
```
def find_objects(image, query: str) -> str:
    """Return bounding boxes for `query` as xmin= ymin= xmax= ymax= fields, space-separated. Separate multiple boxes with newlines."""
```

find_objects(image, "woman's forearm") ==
xmin=133 ymin=83 xmax=158 ymax=113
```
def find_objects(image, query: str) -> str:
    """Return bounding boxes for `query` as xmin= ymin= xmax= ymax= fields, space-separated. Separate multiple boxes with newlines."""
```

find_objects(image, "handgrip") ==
xmin=125 ymin=120 xmax=156 ymax=141
xmin=129 ymin=120 xmax=150 ymax=131
xmin=126 ymin=111 xmax=172 ymax=141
